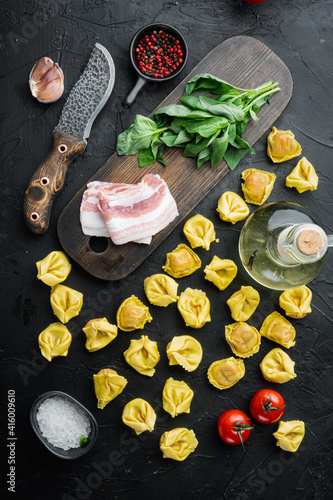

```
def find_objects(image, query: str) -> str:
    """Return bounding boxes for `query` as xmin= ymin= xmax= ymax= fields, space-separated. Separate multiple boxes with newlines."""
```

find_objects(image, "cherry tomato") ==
xmin=250 ymin=389 xmax=285 ymax=424
xmin=243 ymin=0 xmax=266 ymax=4
xmin=217 ymin=410 xmax=253 ymax=448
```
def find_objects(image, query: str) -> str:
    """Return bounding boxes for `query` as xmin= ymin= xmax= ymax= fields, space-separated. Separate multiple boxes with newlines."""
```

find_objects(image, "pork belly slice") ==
xmin=98 ymin=174 xmax=179 ymax=246
xmin=80 ymin=181 xmax=152 ymax=244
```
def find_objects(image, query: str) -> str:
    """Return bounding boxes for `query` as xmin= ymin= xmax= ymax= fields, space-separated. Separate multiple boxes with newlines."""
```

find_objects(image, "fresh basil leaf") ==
xmin=138 ymin=146 xmax=155 ymax=167
xmin=230 ymin=135 xmax=255 ymax=154
xmin=215 ymin=90 xmax=241 ymax=103
xmin=224 ymin=145 xmax=248 ymax=170
xmin=199 ymin=96 xmax=245 ymax=122
xmin=210 ymin=131 xmax=229 ymax=168
xmin=160 ymin=131 xmax=178 ymax=147
xmin=156 ymin=145 xmax=166 ymax=166
xmin=185 ymin=73 xmax=247 ymax=96
xmin=183 ymin=137 xmax=211 ymax=157
xmin=173 ymin=129 xmax=194 ymax=145
xmin=197 ymin=147 xmax=211 ymax=168
xmin=153 ymin=104 xmax=193 ymax=118
xmin=180 ymin=116 xmax=229 ymax=137
xmin=228 ymin=123 xmax=236 ymax=143
xmin=181 ymin=95 xmax=207 ymax=111
xmin=117 ymin=115 xmax=167 ymax=155
xmin=169 ymin=117 xmax=184 ymax=134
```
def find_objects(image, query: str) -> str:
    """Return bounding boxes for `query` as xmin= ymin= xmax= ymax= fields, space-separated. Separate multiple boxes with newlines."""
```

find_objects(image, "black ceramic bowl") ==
xmin=30 ymin=391 xmax=98 ymax=460
xmin=122 ymin=23 xmax=188 ymax=108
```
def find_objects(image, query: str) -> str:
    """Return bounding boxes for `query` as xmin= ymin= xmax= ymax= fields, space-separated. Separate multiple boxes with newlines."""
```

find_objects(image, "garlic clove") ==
xmin=29 ymin=57 xmax=64 ymax=103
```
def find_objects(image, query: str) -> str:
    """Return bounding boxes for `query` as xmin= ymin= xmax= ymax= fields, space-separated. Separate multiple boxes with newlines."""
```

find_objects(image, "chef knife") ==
xmin=23 ymin=43 xmax=115 ymax=234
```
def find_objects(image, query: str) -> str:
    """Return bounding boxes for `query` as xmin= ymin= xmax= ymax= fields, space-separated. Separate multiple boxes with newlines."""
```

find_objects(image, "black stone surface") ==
xmin=1 ymin=1 xmax=333 ymax=499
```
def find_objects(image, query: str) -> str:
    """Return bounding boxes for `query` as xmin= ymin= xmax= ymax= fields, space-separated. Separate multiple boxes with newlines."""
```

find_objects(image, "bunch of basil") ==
xmin=117 ymin=74 xmax=280 ymax=170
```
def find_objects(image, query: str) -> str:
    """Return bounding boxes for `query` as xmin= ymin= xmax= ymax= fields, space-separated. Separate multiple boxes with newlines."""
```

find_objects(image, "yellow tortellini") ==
xmin=50 ymin=284 xmax=83 ymax=324
xmin=38 ymin=322 xmax=72 ymax=362
xmin=225 ymin=322 xmax=261 ymax=358
xmin=241 ymin=168 xmax=276 ymax=205
xmin=162 ymin=244 xmax=201 ymax=278
xmin=217 ymin=191 xmax=250 ymax=224
xmin=260 ymin=348 xmax=297 ymax=383
xmin=83 ymin=318 xmax=118 ymax=352
xmin=93 ymin=368 xmax=128 ymax=409
xmin=123 ymin=335 xmax=160 ymax=377
xmin=273 ymin=420 xmax=305 ymax=452
xmin=122 ymin=398 xmax=156 ymax=435
xmin=162 ymin=378 xmax=194 ymax=418
xmin=267 ymin=127 xmax=302 ymax=163
xmin=260 ymin=312 xmax=296 ymax=349
xmin=144 ymin=274 xmax=179 ymax=307
xmin=286 ymin=157 xmax=318 ymax=193
xmin=279 ymin=286 xmax=312 ymax=319
xmin=160 ymin=428 xmax=198 ymax=461
xmin=36 ymin=250 xmax=72 ymax=286
xmin=177 ymin=288 xmax=211 ymax=328
xmin=207 ymin=357 xmax=245 ymax=390
xmin=204 ymin=256 xmax=237 ymax=290
xmin=183 ymin=214 xmax=217 ymax=250
xmin=166 ymin=335 xmax=203 ymax=372
xmin=227 ymin=286 xmax=260 ymax=322
xmin=116 ymin=295 xmax=152 ymax=331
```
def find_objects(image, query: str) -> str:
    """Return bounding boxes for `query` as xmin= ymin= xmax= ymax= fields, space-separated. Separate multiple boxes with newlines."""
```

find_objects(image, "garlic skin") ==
xmin=29 ymin=57 xmax=64 ymax=103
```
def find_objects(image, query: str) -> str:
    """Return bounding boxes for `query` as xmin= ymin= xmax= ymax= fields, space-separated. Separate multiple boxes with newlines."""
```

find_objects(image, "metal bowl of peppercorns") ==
xmin=122 ymin=23 xmax=188 ymax=108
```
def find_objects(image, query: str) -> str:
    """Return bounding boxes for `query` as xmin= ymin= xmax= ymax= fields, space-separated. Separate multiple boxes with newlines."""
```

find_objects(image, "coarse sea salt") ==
xmin=36 ymin=396 xmax=91 ymax=450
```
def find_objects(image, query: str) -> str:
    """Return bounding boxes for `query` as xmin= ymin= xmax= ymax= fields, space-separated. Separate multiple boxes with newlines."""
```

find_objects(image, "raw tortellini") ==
xmin=177 ymin=288 xmax=211 ymax=328
xmin=144 ymin=274 xmax=179 ymax=307
xmin=267 ymin=127 xmax=302 ymax=163
xmin=162 ymin=378 xmax=194 ymax=418
xmin=160 ymin=428 xmax=198 ymax=461
xmin=93 ymin=368 xmax=128 ymax=409
xmin=50 ymin=284 xmax=83 ymax=324
xmin=286 ymin=157 xmax=318 ymax=193
xmin=207 ymin=357 xmax=245 ymax=390
xmin=117 ymin=295 xmax=152 ymax=331
xmin=122 ymin=398 xmax=156 ymax=434
xmin=273 ymin=420 xmax=305 ymax=452
xmin=183 ymin=214 xmax=217 ymax=250
xmin=227 ymin=286 xmax=260 ymax=322
xmin=260 ymin=348 xmax=297 ymax=383
xmin=204 ymin=256 xmax=237 ymax=290
xmin=260 ymin=312 xmax=296 ymax=349
xmin=36 ymin=250 xmax=72 ymax=286
xmin=124 ymin=335 xmax=160 ymax=377
xmin=162 ymin=244 xmax=201 ymax=278
xmin=241 ymin=168 xmax=276 ymax=205
xmin=38 ymin=322 xmax=72 ymax=362
xmin=225 ymin=322 xmax=261 ymax=358
xmin=217 ymin=191 xmax=249 ymax=224
xmin=166 ymin=335 xmax=203 ymax=372
xmin=83 ymin=318 xmax=118 ymax=352
xmin=279 ymin=286 xmax=312 ymax=319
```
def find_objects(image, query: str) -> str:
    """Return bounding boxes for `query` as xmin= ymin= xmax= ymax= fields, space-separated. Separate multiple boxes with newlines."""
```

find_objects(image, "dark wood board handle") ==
xmin=58 ymin=36 xmax=293 ymax=280
xmin=23 ymin=131 xmax=86 ymax=234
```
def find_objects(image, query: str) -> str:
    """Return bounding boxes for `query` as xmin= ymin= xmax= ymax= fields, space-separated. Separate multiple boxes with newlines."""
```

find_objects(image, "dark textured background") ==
xmin=1 ymin=1 xmax=333 ymax=499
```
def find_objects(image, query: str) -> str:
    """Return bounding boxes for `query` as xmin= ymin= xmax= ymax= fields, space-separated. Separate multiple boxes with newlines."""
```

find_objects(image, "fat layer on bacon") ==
xmin=98 ymin=174 xmax=179 ymax=246
xmin=80 ymin=181 xmax=152 ymax=244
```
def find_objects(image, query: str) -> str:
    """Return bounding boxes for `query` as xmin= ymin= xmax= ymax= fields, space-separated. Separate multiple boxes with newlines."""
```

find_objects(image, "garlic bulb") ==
xmin=29 ymin=57 xmax=64 ymax=103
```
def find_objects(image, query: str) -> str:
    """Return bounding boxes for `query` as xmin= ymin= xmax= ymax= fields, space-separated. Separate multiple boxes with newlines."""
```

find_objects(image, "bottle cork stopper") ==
xmin=297 ymin=229 xmax=323 ymax=256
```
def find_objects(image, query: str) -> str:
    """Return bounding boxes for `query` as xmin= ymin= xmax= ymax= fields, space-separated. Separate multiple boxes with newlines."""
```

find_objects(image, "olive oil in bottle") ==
xmin=239 ymin=202 xmax=331 ymax=290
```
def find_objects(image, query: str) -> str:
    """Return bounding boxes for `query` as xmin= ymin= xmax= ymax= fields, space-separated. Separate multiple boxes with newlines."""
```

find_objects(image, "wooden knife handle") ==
xmin=23 ymin=131 xmax=86 ymax=234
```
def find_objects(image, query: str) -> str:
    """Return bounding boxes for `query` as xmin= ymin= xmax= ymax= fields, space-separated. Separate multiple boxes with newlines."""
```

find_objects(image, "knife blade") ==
xmin=23 ymin=43 xmax=115 ymax=234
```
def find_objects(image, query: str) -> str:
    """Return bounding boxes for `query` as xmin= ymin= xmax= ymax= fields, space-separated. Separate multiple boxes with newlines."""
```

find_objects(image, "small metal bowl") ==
xmin=122 ymin=23 xmax=188 ymax=108
xmin=30 ymin=390 xmax=98 ymax=460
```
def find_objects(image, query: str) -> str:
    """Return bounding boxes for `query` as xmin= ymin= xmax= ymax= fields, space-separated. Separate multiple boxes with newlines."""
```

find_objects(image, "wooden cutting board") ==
xmin=58 ymin=36 xmax=293 ymax=280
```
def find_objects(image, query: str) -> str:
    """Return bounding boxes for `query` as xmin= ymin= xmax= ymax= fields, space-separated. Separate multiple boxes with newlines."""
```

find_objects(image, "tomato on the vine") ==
xmin=217 ymin=410 xmax=253 ymax=449
xmin=250 ymin=389 xmax=285 ymax=424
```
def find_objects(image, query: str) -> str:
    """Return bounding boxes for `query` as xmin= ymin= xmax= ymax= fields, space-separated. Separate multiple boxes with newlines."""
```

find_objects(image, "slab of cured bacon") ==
xmin=80 ymin=174 xmax=179 ymax=246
